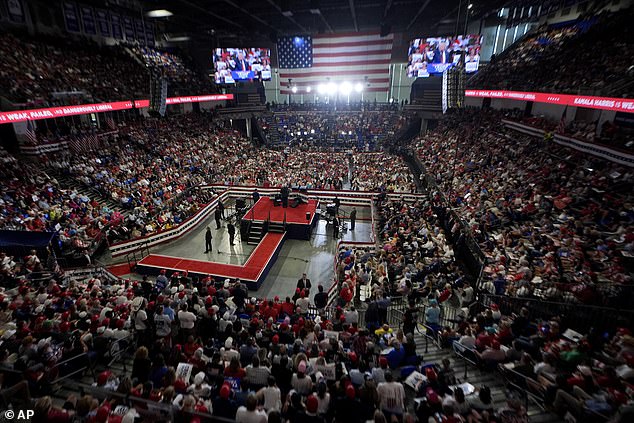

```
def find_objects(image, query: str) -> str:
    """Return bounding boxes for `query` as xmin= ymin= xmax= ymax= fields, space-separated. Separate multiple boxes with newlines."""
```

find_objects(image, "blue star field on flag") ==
xmin=277 ymin=36 xmax=313 ymax=69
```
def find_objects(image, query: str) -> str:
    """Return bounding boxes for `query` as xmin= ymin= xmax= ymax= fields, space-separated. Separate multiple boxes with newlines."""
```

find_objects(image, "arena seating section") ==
xmin=0 ymin=33 xmax=215 ymax=105
xmin=468 ymin=8 xmax=634 ymax=96
xmin=2 ymin=9 xmax=634 ymax=423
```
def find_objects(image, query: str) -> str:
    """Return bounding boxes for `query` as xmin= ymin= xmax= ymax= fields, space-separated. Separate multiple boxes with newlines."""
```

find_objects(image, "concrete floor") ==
xmin=110 ymin=200 xmax=374 ymax=300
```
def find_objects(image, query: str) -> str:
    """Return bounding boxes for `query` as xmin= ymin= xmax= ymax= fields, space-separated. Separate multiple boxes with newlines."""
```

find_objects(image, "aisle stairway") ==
xmin=54 ymin=171 xmax=128 ymax=215
xmin=412 ymin=326 xmax=561 ymax=423
xmin=264 ymin=114 xmax=280 ymax=146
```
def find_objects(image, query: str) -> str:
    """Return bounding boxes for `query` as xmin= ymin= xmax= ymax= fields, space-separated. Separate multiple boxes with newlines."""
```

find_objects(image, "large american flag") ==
xmin=278 ymin=31 xmax=394 ymax=94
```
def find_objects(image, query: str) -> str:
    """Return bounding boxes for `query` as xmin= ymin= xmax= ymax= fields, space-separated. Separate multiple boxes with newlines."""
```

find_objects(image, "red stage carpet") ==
xmin=243 ymin=197 xmax=318 ymax=224
xmin=136 ymin=232 xmax=285 ymax=286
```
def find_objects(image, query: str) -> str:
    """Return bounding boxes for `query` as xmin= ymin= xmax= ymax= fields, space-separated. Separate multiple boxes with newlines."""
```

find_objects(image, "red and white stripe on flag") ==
xmin=279 ymin=32 xmax=393 ymax=94
xmin=25 ymin=120 xmax=37 ymax=144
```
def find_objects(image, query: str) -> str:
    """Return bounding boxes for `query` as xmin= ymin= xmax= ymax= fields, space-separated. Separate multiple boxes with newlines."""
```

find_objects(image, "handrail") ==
xmin=49 ymin=351 xmax=94 ymax=385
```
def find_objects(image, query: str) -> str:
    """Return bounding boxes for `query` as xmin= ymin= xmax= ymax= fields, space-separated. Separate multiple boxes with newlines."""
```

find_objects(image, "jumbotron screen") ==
xmin=407 ymin=35 xmax=483 ymax=78
xmin=212 ymin=48 xmax=272 ymax=84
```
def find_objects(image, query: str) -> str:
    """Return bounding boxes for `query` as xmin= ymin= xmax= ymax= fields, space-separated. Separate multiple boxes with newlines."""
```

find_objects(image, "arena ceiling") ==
xmin=141 ymin=0 xmax=508 ymax=43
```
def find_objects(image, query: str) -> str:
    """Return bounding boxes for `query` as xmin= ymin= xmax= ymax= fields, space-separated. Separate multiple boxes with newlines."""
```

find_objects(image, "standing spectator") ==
xmin=236 ymin=394 xmax=267 ymax=423
xmin=178 ymin=303 xmax=197 ymax=342
xmin=377 ymin=371 xmax=405 ymax=421
xmin=314 ymin=285 xmax=328 ymax=311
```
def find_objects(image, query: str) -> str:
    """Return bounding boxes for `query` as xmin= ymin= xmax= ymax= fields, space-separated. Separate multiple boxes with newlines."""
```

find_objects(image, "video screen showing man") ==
xmin=432 ymin=39 xmax=451 ymax=64
xmin=406 ymin=35 xmax=482 ymax=77
xmin=213 ymin=48 xmax=271 ymax=84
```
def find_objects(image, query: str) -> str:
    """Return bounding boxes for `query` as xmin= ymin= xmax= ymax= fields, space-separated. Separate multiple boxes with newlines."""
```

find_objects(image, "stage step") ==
xmin=247 ymin=220 xmax=265 ymax=245
xmin=268 ymin=222 xmax=285 ymax=233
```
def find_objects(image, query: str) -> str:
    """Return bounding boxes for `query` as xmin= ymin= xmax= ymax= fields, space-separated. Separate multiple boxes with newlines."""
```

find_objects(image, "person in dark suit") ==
xmin=233 ymin=51 xmax=250 ymax=71
xmin=314 ymin=285 xmax=328 ymax=310
xmin=252 ymin=189 xmax=260 ymax=204
xmin=297 ymin=273 xmax=311 ymax=290
xmin=432 ymin=40 xmax=451 ymax=64
xmin=215 ymin=208 xmax=222 ymax=229
xmin=218 ymin=199 xmax=225 ymax=218
xmin=227 ymin=221 xmax=236 ymax=246
xmin=205 ymin=226 xmax=213 ymax=253
xmin=349 ymin=207 xmax=357 ymax=231
xmin=333 ymin=216 xmax=340 ymax=238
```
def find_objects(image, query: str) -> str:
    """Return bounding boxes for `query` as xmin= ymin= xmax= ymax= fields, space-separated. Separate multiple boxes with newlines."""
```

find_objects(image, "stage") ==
xmin=241 ymin=197 xmax=319 ymax=240
xmin=135 ymin=232 xmax=285 ymax=290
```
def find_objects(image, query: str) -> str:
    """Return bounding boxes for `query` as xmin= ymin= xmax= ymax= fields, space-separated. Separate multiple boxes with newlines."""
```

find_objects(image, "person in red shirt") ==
xmin=224 ymin=356 xmax=246 ymax=379
xmin=340 ymin=282 xmax=353 ymax=305
xmin=476 ymin=327 xmax=496 ymax=351
xmin=280 ymin=297 xmax=295 ymax=317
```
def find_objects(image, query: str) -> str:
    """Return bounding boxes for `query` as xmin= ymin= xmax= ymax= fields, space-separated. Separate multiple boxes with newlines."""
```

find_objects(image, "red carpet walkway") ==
xmin=135 ymin=232 xmax=285 ymax=285
xmin=243 ymin=197 xmax=318 ymax=224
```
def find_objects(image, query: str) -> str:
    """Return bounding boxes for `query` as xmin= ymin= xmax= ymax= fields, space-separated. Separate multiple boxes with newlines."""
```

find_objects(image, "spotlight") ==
xmin=147 ymin=9 xmax=173 ymax=18
xmin=291 ymin=86 xmax=298 ymax=93
xmin=306 ymin=86 xmax=312 ymax=93
xmin=354 ymin=83 xmax=363 ymax=93
xmin=317 ymin=84 xmax=326 ymax=94
xmin=326 ymin=82 xmax=337 ymax=95
xmin=340 ymin=81 xmax=352 ymax=94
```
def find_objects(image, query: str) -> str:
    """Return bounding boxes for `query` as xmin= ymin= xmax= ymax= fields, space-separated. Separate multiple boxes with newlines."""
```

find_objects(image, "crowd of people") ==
xmin=0 ymin=112 xmax=415 ymax=249
xmin=0 ymin=147 xmax=108 ymax=263
xmin=412 ymin=108 xmax=634 ymax=309
xmin=129 ymin=44 xmax=215 ymax=96
xmin=266 ymin=111 xmax=406 ymax=151
xmin=468 ymin=8 xmax=634 ymax=97
xmin=0 ymin=33 xmax=213 ymax=105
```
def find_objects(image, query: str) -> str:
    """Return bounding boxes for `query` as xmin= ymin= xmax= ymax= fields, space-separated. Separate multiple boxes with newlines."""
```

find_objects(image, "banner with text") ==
xmin=0 ymin=94 xmax=234 ymax=124
xmin=465 ymin=90 xmax=634 ymax=114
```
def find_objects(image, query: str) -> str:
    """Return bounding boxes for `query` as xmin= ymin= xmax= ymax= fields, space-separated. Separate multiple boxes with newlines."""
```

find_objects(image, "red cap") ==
xmin=96 ymin=405 xmax=110 ymax=422
xmin=97 ymin=370 xmax=112 ymax=386
xmin=379 ymin=356 xmax=388 ymax=367
xmin=306 ymin=395 xmax=319 ymax=413
xmin=178 ymin=292 xmax=185 ymax=299
xmin=346 ymin=384 xmax=356 ymax=399
xmin=272 ymin=334 xmax=280 ymax=345
xmin=348 ymin=351 xmax=358 ymax=363
xmin=490 ymin=303 xmax=499 ymax=311
xmin=220 ymin=383 xmax=231 ymax=399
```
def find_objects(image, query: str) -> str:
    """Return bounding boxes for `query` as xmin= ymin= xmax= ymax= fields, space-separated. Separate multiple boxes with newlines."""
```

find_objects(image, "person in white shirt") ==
xmin=296 ymin=293 xmax=310 ymax=314
xmin=377 ymin=371 xmax=406 ymax=417
xmin=154 ymin=305 xmax=172 ymax=339
xmin=235 ymin=394 xmax=267 ymax=423
xmin=178 ymin=303 xmax=197 ymax=341
xmin=453 ymin=328 xmax=476 ymax=354
xmin=134 ymin=300 xmax=148 ymax=344
xmin=256 ymin=376 xmax=281 ymax=411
